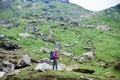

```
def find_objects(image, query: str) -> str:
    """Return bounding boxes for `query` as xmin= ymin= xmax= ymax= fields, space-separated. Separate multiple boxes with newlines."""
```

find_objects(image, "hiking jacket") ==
xmin=53 ymin=51 xmax=58 ymax=59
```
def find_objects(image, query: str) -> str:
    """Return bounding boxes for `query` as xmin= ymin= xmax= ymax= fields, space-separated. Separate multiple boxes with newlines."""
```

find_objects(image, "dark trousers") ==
xmin=53 ymin=59 xmax=58 ymax=70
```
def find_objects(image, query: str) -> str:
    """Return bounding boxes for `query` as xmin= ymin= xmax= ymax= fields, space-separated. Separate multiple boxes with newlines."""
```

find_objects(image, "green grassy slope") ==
xmin=0 ymin=1 xmax=120 ymax=80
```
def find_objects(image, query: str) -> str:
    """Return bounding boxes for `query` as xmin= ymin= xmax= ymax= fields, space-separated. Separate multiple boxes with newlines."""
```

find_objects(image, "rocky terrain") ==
xmin=0 ymin=0 xmax=120 ymax=80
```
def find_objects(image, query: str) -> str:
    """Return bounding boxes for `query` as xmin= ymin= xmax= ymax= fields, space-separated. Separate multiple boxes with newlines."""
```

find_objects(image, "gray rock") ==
xmin=22 ymin=54 xmax=32 ymax=66
xmin=80 ymin=52 xmax=94 ymax=62
xmin=19 ymin=33 xmax=30 ymax=38
xmin=34 ymin=62 xmax=64 ymax=71
xmin=0 ymin=34 xmax=5 ymax=40
xmin=0 ymin=71 xmax=5 ymax=78
xmin=2 ymin=61 xmax=14 ymax=73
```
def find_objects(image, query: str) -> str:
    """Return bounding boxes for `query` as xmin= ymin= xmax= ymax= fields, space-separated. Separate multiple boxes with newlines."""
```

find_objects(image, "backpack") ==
xmin=49 ymin=51 xmax=54 ymax=60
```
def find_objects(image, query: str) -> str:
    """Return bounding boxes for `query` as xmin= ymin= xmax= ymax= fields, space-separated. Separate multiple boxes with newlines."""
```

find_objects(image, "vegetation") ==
xmin=0 ymin=0 xmax=120 ymax=80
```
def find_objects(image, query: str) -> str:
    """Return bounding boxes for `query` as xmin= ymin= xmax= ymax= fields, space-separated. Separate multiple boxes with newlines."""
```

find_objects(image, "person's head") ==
xmin=54 ymin=48 xmax=58 ymax=51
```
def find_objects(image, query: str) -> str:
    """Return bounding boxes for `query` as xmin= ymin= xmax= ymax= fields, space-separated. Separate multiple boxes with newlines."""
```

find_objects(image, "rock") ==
xmin=66 ymin=64 xmax=79 ymax=71
xmin=2 ymin=61 xmax=14 ymax=73
xmin=86 ymin=25 xmax=94 ymax=28
xmin=64 ymin=41 xmax=79 ymax=47
xmin=69 ymin=22 xmax=79 ymax=26
xmin=96 ymin=25 xmax=110 ymax=32
xmin=78 ymin=75 xmax=94 ymax=80
xmin=34 ymin=62 xmax=65 ymax=71
xmin=0 ymin=71 xmax=6 ymax=78
xmin=47 ymin=32 xmax=55 ymax=43
xmin=60 ymin=50 xmax=72 ymax=57
xmin=19 ymin=33 xmax=30 ymax=38
xmin=114 ymin=60 xmax=120 ymax=70
xmin=16 ymin=54 xmax=31 ymax=69
xmin=34 ymin=62 xmax=52 ymax=72
xmin=80 ymin=52 xmax=94 ymax=62
xmin=22 ymin=54 xmax=31 ymax=66
xmin=0 ymin=34 xmax=5 ymax=40
xmin=39 ymin=48 xmax=51 ymax=53
xmin=0 ymin=40 xmax=19 ymax=50
xmin=73 ymin=68 xmax=95 ymax=74
xmin=71 ymin=56 xmax=80 ymax=61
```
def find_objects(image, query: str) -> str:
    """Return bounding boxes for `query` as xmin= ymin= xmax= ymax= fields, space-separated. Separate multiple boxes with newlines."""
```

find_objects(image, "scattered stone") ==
xmin=39 ymin=48 xmax=51 ymax=53
xmin=78 ymin=75 xmax=95 ymax=80
xmin=64 ymin=41 xmax=79 ymax=47
xmin=96 ymin=25 xmax=110 ymax=32
xmin=73 ymin=68 xmax=95 ymax=74
xmin=60 ymin=50 xmax=72 ymax=57
xmin=86 ymin=25 xmax=94 ymax=28
xmin=80 ymin=52 xmax=94 ymax=62
xmin=19 ymin=33 xmax=30 ymax=38
xmin=66 ymin=64 xmax=79 ymax=71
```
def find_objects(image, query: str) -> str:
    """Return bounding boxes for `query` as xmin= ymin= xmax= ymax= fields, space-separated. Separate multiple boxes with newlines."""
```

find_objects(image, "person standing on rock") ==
xmin=53 ymin=48 xmax=59 ymax=70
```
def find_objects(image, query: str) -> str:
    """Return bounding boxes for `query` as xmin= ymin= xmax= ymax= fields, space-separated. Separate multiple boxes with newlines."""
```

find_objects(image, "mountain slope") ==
xmin=0 ymin=1 xmax=120 ymax=80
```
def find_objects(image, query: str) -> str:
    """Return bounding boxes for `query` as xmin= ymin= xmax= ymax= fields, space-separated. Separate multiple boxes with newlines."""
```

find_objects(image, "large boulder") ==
xmin=34 ymin=62 xmax=64 ymax=71
xmin=16 ymin=54 xmax=31 ymax=69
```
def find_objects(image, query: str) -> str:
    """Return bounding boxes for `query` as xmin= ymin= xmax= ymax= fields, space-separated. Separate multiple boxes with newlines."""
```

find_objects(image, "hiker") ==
xmin=50 ymin=48 xmax=58 ymax=70
xmin=53 ymin=48 xmax=59 ymax=70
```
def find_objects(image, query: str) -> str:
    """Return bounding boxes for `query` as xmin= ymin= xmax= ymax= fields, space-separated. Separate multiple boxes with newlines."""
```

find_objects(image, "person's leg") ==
xmin=53 ymin=59 xmax=55 ymax=70
xmin=54 ymin=59 xmax=58 ymax=70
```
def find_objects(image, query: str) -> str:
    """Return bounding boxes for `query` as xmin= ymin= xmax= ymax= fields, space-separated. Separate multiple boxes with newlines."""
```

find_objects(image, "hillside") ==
xmin=0 ymin=0 xmax=120 ymax=80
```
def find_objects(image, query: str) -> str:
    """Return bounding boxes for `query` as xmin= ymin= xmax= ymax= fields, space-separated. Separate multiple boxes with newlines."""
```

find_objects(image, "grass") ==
xmin=0 ymin=0 xmax=120 ymax=80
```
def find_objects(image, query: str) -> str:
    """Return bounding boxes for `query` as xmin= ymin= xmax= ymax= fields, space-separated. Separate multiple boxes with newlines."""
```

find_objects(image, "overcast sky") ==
xmin=69 ymin=0 xmax=120 ymax=11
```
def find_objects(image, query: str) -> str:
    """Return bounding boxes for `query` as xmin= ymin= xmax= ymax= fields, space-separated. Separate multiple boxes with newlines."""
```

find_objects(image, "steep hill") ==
xmin=0 ymin=0 xmax=120 ymax=80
